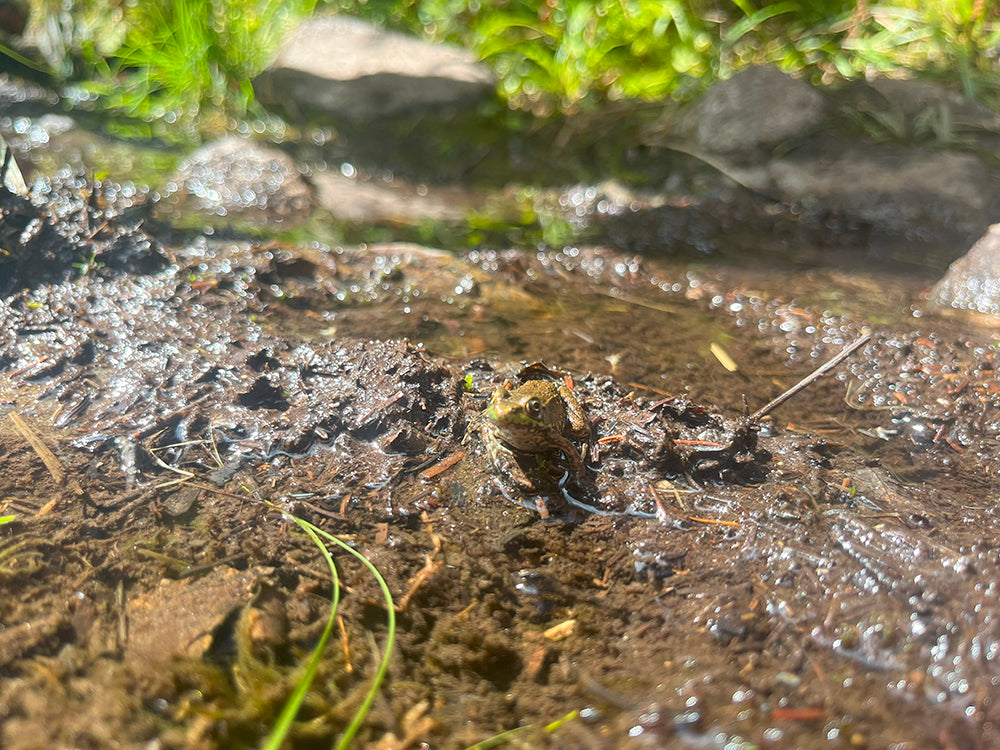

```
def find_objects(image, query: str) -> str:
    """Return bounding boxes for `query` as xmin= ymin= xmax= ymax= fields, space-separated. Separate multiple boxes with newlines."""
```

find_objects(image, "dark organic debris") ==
xmin=0 ymin=168 xmax=164 ymax=294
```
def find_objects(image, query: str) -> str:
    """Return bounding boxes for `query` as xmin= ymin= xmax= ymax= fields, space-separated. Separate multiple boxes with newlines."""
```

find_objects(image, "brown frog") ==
xmin=481 ymin=379 xmax=590 ymax=491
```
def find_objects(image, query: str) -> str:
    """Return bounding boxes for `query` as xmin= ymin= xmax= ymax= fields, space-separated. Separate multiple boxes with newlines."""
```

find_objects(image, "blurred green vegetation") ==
xmin=7 ymin=0 xmax=999 ymax=141
xmin=324 ymin=0 xmax=999 ymax=112
xmin=21 ymin=0 xmax=317 ymax=141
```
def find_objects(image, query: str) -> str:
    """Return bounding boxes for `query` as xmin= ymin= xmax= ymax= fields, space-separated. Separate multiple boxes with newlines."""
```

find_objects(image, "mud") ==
xmin=1 ymin=174 xmax=998 ymax=749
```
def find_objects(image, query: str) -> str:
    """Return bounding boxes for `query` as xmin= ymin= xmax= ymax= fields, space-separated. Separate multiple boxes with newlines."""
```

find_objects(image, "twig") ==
xmin=395 ymin=557 xmax=445 ymax=612
xmin=749 ymin=333 xmax=872 ymax=423
xmin=8 ymin=412 xmax=90 ymax=510
xmin=688 ymin=516 xmax=740 ymax=527
xmin=147 ymin=451 xmax=195 ymax=489
xmin=337 ymin=615 xmax=353 ymax=673
xmin=9 ymin=412 xmax=65 ymax=484
xmin=419 ymin=451 xmax=465 ymax=480
xmin=658 ymin=140 xmax=780 ymax=200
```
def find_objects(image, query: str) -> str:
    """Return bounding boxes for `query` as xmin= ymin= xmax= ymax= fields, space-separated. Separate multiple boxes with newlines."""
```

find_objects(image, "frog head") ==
xmin=485 ymin=380 xmax=567 ymax=451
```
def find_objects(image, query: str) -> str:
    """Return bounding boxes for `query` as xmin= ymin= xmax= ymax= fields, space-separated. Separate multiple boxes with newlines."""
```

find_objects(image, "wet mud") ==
xmin=1 ymin=174 xmax=998 ymax=748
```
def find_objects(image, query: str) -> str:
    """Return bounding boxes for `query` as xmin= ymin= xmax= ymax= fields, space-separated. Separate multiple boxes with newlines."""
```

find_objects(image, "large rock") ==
xmin=160 ymin=137 xmax=312 ymax=225
xmin=930 ymin=223 xmax=1000 ymax=317
xmin=310 ymin=168 xmax=486 ymax=224
xmin=687 ymin=66 xmax=826 ymax=154
xmin=255 ymin=15 xmax=495 ymax=122
xmin=764 ymin=144 xmax=995 ymax=236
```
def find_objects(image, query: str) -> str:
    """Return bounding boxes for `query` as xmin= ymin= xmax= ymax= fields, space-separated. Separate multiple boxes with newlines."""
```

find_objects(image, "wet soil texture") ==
xmin=1 ymin=174 xmax=998 ymax=749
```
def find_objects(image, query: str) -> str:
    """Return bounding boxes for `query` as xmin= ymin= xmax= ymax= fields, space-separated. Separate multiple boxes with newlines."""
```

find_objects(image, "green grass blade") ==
xmin=465 ymin=725 xmax=532 ymax=749
xmin=259 ymin=501 xmax=396 ymax=748
xmin=464 ymin=710 xmax=579 ymax=749
xmin=261 ymin=513 xmax=341 ymax=750
xmin=724 ymin=1 xmax=801 ymax=45
xmin=308 ymin=521 xmax=396 ymax=750
xmin=0 ymin=42 xmax=48 ymax=73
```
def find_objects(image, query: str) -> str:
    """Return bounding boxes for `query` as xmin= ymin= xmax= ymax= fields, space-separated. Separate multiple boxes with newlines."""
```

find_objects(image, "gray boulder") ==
xmin=161 ymin=137 xmax=312 ymax=225
xmin=930 ymin=223 xmax=1000 ymax=317
xmin=764 ymin=144 xmax=995 ymax=236
xmin=687 ymin=66 xmax=826 ymax=154
xmin=255 ymin=15 xmax=495 ymax=122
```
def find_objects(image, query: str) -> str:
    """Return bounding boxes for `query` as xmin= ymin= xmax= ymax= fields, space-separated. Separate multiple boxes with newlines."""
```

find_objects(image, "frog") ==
xmin=480 ymin=379 xmax=591 ymax=491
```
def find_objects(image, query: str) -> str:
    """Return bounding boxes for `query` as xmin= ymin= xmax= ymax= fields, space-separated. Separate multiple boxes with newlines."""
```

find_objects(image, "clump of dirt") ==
xmin=1 ymin=177 xmax=998 ymax=749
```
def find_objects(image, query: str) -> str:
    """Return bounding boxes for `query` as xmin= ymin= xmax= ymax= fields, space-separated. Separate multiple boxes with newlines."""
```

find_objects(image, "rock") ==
xmin=866 ymin=78 xmax=1000 ymax=130
xmin=0 ymin=131 xmax=27 ymax=194
xmin=930 ymin=223 xmax=1000 ymax=317
xmin=653 ymin=69 xmax=1000 ymax=246
xmin=763 ymin=144 xmax=995 ymax=237
xmin=310 ymin=168 xmax=489 ymax=223
xmin=255 ymin=15 xmax=495 ymax=123
xmin=126 ymin=567 xmax=267 ymax=663
xmin=687 ymin=66 xmax=826 ymax=154
xmin=161 ymin=136 xmax=312 ymax=225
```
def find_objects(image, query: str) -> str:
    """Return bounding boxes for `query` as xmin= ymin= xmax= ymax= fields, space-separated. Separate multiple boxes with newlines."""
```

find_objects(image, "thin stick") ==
xmin=750 ymin=332 xmax=871 ymax=423
xmin=9 ymin=412 xmax=92 ymax=511
xmin=9 ymin=412 xmax=65 ymax=484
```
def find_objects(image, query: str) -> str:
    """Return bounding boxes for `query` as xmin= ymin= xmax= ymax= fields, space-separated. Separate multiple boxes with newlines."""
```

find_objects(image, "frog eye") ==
xmin=526 ymin=397 xmax=542 ymax=418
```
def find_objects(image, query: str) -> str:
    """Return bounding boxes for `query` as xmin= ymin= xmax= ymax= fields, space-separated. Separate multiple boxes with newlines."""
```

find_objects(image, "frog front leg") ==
xmin=547 ymin=433 xmax=586 ymax=482
xmin=482 ymin=421 xmax=537 ymax=492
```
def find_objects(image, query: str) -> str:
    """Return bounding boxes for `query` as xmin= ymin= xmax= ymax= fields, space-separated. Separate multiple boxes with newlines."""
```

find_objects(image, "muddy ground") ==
xmin=0 ymin=174 xmax=998 ymax=749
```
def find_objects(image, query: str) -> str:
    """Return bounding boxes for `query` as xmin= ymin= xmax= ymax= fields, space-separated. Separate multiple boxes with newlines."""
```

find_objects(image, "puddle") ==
xmin=1 ymin=92 xmax=998 ymax=749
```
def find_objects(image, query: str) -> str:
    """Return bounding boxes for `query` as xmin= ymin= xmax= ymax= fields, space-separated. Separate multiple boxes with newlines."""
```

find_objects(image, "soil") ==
xmin=1 ymin=173 xmax=998 ymax=749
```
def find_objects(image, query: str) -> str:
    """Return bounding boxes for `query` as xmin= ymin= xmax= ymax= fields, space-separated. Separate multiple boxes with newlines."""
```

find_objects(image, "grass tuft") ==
xmin=23 ymin=0 xmax=317 ymax=142
xmin=262 ymin=503 xmax=396 ymax=749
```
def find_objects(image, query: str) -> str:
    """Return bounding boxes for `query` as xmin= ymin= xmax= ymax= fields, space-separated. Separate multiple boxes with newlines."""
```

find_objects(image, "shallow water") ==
xmin=2 ymin=90 xmax=998 ymax=749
